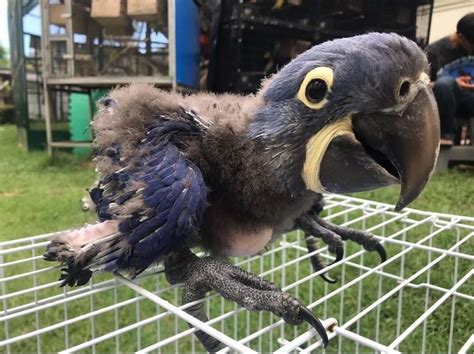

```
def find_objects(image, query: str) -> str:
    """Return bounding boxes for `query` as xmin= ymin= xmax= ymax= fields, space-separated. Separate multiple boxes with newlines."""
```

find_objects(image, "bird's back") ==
xmin=93 ymin=85 xmax=260 ymax=163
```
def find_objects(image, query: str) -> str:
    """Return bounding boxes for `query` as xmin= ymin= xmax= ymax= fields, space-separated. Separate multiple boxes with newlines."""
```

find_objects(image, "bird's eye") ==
xmin=297 ymin=66 xmax=334 ymax=109
xmin=306 ymin=79 xmax=328 ymax=103
xmin=100 ymin=97 xmax=117 ymax=108
xmin=399 ymin=81 xmax=410 ymax=97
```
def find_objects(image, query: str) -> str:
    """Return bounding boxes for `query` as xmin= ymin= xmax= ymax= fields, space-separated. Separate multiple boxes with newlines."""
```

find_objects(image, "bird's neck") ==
xmin=248 ymin=109 xmax=309 ymax=195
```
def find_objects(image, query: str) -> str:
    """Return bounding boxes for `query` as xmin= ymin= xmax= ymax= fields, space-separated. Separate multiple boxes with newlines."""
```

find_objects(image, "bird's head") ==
xmin=250 ymin=33 xmax=440 ymax=211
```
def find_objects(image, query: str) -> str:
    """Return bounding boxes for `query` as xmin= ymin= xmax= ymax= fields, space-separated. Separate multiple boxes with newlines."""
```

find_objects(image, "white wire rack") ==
xmin=1 ymin=195 xmax=473 ymax=353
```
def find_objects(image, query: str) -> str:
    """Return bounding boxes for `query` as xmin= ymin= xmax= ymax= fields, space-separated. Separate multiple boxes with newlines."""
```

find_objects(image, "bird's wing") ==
xmin=45 ymin=114 xmax=208 ymax=285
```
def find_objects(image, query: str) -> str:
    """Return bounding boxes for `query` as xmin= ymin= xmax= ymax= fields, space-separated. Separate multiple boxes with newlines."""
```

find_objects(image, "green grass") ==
xmin=0 ymin=125 xmax=96 ymax=240
xmin=0 ymin=124 xmax=473 ymax=353
xmin=354 ymin=171 xmax=474 ymax=217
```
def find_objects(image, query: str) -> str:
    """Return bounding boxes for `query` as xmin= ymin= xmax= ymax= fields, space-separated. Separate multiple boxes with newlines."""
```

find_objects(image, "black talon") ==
xmin=298 ymin=306 xmax=329 ymax=348
xmin=306 ymin=235 xmax=338 ymax=284
xmin=374 ymin=242 xmax=387 ymax=263
xmin=320 ymin=272 xmax=338 ymax=284
xmin=329 ymin=246 xmax=344 ymax=266
xmin=309 ymin=257 xmax=338 ymax=283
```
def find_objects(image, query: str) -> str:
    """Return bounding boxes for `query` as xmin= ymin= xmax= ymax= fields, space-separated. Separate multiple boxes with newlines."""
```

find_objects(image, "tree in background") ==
xmin=0 ymin=44 xmax=10 ymax=67
xmin=0 ymin=43 xmax=13 ymax=124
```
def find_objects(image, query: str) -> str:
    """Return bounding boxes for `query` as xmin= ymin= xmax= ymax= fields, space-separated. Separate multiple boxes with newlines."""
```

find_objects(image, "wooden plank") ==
xmin=45 ymin=76 xmax=173 ymax=87
xmin=127 ymin=0 xmax=159 ymax=22
xmin=50 ymin=141 xmax=92 ymax=148
xmin=436 ymin=146 xmax=474 ymax=171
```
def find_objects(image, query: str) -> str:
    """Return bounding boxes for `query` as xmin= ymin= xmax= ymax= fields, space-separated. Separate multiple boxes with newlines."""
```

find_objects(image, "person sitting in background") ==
xmin=426 ymin=12 xmax=474 ymax=145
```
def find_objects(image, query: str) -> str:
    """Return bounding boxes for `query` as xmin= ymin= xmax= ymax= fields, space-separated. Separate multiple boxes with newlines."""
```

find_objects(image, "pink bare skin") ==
xmin=219 ymin=227 xmax=273 ymax=257
xmin=56 ymin=220 xmax=120 ymax=248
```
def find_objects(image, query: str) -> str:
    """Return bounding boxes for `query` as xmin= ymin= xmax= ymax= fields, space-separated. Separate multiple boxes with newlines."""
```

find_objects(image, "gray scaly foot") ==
xmin=164 ymin=248 xmax=329 ymax=352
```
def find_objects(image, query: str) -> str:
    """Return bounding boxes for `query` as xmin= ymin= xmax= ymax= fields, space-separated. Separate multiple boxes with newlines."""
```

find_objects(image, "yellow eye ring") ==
xmin=297 ymin=67 xmax=334 ymax=109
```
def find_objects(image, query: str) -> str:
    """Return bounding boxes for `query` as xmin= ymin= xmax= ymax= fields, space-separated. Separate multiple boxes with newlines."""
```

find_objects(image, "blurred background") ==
xmin=0 ymin=0 xmax=472 ymax=240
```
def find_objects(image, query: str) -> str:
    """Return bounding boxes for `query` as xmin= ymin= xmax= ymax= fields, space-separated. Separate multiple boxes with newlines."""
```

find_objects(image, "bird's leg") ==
xmin=164 ymin=248 xmax=329 ymax=352
xmin=297 ymin=213 xmax=386 ymax=283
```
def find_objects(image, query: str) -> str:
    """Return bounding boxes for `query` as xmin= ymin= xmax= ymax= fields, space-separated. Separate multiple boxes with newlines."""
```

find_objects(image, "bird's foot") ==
xmin=298 ymin=214 xmax=386 ymax=283
xmin=164 ymin=249 xmax=329 ymax=352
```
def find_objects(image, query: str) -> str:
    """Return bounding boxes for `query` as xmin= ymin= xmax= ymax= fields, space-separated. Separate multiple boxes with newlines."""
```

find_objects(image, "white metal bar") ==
xmin=395 ymin=224 xmax=408 ymax=346
xmin=375 ymin=211 xmax=388 ymax=345
xmin=0 ymin=244 xmax=10 ymax=354
xmin=1 ymin=279 xmax=117 ymax=316
xmin=422 ymin=223 xmax=435 ymax=354
xmin=0 ymin=295 xmax=145 ymax=347
xmin=74 ymin=284 xmax=247 ymax=352
xmin=326 ymin=194 xmax=474 ymax=222
xmin=272 ymin=318 xmax=337 ymax=354
xmin=138 ymin=295 xmax=263 ymax=353
xmin=388 ymin=269 xmax=473 ymax=349
xmin=19 ymin=205 xmax=452 ymax=354
xmin=459 ymin=335 xmax=474 ymax=354
xmin=0 ymin=265 xmax=57 ymax=284
xmin=0 ymin=254 xmax=44 ymax=268
xmin=284 ymin=216 xmax=441 ymax=295
xmin=285 ymin=242 xmax=474 ymax=301
xmin=116 ymin=275 xmax=257 ymax=354
xmin=0 ymin=282 xmax=117 ymax=321
xmin=1 ymin=195 xmax=472 ymax=353
xmin=334 ymin=326 xmax=401 ymax=354
xmin=302 ymin=231 xmax=472 ymax=353
xmin=277 ymin=217 xmax=465 ymax=353
xmin=448 ymin=227 xmax=461 ymax=353
xmin=217 ymin=213 xmax=443 ymax=352
xmin=62 ymin=312 xmax=166 ymax=353
xmin=0 ymin=230 xmax=67 ymax=246
xmin=0 ymin=241 xmax=50 ymax=256
xmin=376 ymin=236 xmax=473 ymax=260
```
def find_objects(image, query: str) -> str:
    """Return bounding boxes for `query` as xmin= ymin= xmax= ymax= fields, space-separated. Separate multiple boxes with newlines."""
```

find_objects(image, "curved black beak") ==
xmin=319 ymin=86 xmax=440 ymax=211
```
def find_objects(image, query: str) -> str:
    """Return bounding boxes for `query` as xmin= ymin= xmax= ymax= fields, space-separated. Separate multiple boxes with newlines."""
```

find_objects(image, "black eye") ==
xmin=100 ymin=97 xmax=117 ymax=108
xmin=305 ymin=79 xmax=328 ymax=104
xmin=399 ymin=80 xmax=410 ymax=97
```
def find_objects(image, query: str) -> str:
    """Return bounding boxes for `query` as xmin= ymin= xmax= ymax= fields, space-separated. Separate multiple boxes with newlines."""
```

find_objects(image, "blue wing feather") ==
xmin=90 ymin=118 xmax=207 ymax=275
xmin=47 ymin=107 xmax=209 ymax=286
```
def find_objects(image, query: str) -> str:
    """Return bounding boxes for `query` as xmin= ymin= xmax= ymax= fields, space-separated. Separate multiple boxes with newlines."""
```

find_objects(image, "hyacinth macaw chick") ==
xmin=44 ymin=33 xmax=440 ymax=350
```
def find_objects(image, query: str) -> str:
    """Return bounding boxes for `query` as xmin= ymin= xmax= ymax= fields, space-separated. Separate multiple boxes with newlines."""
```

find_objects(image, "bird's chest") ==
xmin=199 ymin=199 xmax=275 ymax=257
xmin=212 ymin=223 xmax=273 ymax=257
xmin=185 ymin=127 xmax=318 ymax=256
xmin=198 ymin=190 xmax=317 ymax=257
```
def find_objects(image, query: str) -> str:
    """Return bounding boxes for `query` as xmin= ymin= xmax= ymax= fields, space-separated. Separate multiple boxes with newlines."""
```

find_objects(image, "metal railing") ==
xmin=1 ymin=195 xmax=472 ymax=353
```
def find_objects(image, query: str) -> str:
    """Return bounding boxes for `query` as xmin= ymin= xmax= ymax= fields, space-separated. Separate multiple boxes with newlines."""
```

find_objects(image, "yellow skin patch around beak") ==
xmin=297 ymin=67 xmax=334 ymax=109
xmin=302 ymin=116 xmax=354 ymax=193
xmin=297 ymin=65 xmax=346 ymax=192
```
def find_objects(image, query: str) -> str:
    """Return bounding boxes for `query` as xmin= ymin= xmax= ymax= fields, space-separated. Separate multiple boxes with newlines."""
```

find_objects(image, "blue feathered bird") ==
xmin=44 ymin=33 xmax=440 ymax=350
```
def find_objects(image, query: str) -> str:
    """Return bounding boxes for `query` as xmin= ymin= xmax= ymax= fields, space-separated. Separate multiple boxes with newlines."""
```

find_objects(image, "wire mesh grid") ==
xmin=1 ymin=195 xmax=473 ymax=353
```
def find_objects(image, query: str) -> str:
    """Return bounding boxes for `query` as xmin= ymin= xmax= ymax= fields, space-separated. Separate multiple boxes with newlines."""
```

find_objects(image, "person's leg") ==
xmin=456 ymin=90 xmax=474 ymax=144
xmin=456 ymin=90 xmax=474 ymax=116
xmin=433 ymin=76 xmax=459 ymax=143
